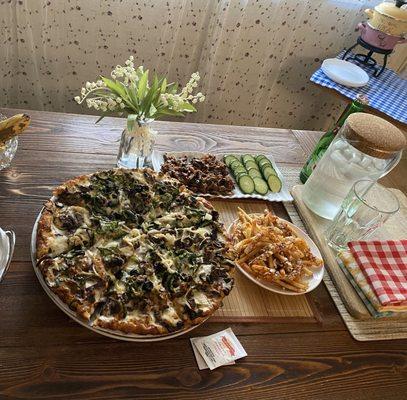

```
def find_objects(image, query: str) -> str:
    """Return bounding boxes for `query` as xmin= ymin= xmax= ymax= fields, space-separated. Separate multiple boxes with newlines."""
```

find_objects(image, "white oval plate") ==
xmin=151 ymin=151 xmax=293 ymax=202
xmin=31 ymin=208 xmax=208 ymax=342
xmin=321 ymin=58 xmax=369 ymax=88
xmin=229 ymin=216 xmax=324 ymax=296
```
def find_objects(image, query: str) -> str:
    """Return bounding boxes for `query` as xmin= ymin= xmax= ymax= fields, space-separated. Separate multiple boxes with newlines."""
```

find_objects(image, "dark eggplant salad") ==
xmin=36 ymin=168 xmax=235 ymax=335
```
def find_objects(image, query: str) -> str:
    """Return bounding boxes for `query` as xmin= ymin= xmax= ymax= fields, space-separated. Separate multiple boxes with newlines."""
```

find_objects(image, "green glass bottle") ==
xmin=299 ymin=94 xmax=369 ymax=184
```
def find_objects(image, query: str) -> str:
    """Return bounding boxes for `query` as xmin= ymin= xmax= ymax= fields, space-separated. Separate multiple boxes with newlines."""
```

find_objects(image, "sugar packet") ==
xmin=192 ymin=328 xmax=247 ymax=370
xmin=190 ymin=337 xmax=235 ymax=370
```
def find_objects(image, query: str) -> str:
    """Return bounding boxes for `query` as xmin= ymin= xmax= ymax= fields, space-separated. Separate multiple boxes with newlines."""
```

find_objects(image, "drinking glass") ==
xmin=325 ymin=180 xmax=400 ymax=251
xmin=0 ymin=113 xmax=18 ymax=171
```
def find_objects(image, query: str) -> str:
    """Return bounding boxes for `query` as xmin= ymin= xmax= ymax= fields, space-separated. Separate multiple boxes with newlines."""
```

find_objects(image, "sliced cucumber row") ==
xmin=252 ymin=155 xmax=282 ymax=192
xmin=224 ymin=153 xmax=282 ymax=194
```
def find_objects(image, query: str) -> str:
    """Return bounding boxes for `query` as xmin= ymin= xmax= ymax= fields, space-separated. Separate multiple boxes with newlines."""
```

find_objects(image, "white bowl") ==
xmin=321 ymin=58 xmax=369 ymax=88
xmin=228 ymin=216 xmax=324 ymax=296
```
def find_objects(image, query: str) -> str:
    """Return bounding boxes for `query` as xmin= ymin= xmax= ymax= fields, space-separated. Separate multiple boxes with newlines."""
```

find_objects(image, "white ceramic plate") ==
xmin=321 ymin=58 xmax=369 ymax=88
xmin=152 ymin=151 xmax=293 ymax=202
xmin=228 ymin=216 xmax=324 ymax=296
xmin=31 ymin=209 xmax=208 ymax=342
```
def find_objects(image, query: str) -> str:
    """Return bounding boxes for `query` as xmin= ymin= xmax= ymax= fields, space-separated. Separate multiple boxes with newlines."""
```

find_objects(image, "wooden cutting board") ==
xmin=211 ymin=198 xmax=318 ymax=322
xmin=291 ymin=184 xmax=407 ymax=320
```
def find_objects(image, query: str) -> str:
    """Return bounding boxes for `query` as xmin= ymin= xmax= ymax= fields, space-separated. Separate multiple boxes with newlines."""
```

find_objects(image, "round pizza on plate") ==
xmin=35 ymin=168 xmax=235 ymax=335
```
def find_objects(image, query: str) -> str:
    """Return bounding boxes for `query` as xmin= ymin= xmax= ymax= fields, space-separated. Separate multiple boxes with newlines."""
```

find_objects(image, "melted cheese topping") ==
xmin=192 ymin=291 xmax=212 ymax=313
xmin=160 ymin=307 xmax=181 ymax=326
xmin=49 ymin=235 xmax=69 ymax=255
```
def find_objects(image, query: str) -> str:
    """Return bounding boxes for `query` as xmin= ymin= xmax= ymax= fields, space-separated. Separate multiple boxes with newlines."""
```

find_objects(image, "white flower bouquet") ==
xmin=74 ymin=56 xmax=205 ymax=168
xmin=74 ymin=55 xmax=205 ymax=126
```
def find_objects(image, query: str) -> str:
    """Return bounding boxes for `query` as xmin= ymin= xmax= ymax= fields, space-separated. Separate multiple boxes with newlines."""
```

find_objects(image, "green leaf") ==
xmin=102 ymin=77 xmax=126 ymax=99
xmin=89 ymin=88 xmax=111 ymax=98
xmin=156 ymin=108 xmax=185 ymax=117
xmin=140 ymin=75 xmax=159 ymax=115
xmin=127 ymin=114 xmax=139 ymax=132
xmin=125 ymin=85 xmax=140 ymax=111
xmin=179 ymin=102 xmax=196 ymax=112
xmin=160 ymin=78 xmax=167 ymax=94
xmin=137 ymin=70 xmax=149 ymax=100
xmin=167 ymin=82 xmax=178 ymax=94
xmin=152 ymin=75 xmax=159 ymax=92
xmin=150 ymin=75 xmax=162 ymax=106
xmin=100 ymin=77 xmax=135 ymax=112
xmin=148 ymin=103 xmax=157 ymax=118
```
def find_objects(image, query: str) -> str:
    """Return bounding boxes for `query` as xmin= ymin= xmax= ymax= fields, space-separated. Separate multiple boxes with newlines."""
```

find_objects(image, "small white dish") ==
xmin=0 ymin=228 xmax=15 ymax=282
xmin=321 ymin=58 xmax=369 ymax=88
xmin=228 ymin=216 xmax=324 ymax=296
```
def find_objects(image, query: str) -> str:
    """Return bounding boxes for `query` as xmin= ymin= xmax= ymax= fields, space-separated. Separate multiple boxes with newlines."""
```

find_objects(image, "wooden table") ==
xmin=1 ymin=108 xmax=406 ymax=400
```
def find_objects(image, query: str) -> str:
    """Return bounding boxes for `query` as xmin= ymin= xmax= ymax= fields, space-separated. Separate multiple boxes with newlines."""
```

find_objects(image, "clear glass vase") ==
xmin=117 ymin=119 xmax=157 ymax=169
xmin=0 ymin=137 xmax=18 ymax=171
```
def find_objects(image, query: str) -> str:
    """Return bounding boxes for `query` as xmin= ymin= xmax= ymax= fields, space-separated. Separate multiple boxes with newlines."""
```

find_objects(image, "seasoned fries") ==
xmin=230 ymin=208 xmax=323 ymax=293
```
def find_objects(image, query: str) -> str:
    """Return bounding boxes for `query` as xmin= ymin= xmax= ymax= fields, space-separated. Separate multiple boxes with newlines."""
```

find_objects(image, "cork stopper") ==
xmin=343 ymin=113 xmax=406 ymax=159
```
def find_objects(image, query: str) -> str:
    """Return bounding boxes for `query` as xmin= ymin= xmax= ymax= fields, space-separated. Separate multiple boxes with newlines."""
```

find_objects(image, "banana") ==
xmin=0 ymin=113 xmax=31 ymax=144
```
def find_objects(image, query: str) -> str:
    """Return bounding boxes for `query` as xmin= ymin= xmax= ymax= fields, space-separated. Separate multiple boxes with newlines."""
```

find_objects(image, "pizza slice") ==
xmin=36 ymin=201 xmax=94 ymax=259
xmin=37 ymin=250 xmax=109 ymax=320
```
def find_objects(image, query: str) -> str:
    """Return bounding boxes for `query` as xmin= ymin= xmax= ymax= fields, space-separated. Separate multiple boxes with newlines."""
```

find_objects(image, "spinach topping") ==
xmin=95 ymin=219 xmax=128 ymax=239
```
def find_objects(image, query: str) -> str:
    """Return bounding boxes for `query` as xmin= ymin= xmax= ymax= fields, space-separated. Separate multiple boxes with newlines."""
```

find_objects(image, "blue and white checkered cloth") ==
xmin=310 ymin=51 xmax=407 ymax=124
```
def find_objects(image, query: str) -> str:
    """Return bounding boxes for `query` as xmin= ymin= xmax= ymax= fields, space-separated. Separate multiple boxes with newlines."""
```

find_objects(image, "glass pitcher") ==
xmin=303 ymin=113 xmax=405 ymax=220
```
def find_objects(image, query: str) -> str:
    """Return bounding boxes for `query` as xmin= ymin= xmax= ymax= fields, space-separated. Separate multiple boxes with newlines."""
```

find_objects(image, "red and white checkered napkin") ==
xmin=348 ymin=240 xmax=407 ymax=306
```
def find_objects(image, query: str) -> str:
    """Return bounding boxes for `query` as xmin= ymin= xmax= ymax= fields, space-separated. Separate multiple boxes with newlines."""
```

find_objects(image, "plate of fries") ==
xmin=229 ymin=208 xmax=324 ymax=295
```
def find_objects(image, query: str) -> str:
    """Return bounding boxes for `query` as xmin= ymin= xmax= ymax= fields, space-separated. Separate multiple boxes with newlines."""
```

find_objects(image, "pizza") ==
xmin=35 ymin=168 xmax=235 ymax=335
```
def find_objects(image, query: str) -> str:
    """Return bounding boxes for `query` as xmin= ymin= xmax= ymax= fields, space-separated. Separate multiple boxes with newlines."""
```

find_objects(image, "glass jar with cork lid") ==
xmin=302 ymin=113 xmax=406 ymax=220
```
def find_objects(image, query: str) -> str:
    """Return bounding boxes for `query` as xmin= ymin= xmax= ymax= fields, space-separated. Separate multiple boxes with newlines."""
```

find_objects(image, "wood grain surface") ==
xmin=0 ymin=108 xmax=406 ymax=400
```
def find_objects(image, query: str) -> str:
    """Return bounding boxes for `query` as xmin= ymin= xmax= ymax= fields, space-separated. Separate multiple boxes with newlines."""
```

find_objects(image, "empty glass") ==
xmin=0 ymin=137 xmax=18 ymax=170
xmin=0 ymin=113 xmax=18 ymax=170
xmin=325 ymin=180 xmax=400 ymax=251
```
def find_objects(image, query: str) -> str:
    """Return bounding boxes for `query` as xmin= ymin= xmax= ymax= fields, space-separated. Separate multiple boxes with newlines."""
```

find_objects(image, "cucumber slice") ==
xmin=224 ymin=155 xmax=238 ymax=166
xmin=255 ymin=155 xmax=267 ymax=162
xmin=244 ymin=160 xmax=258 ymax=170
xmin=242 ymin=155 xmax=255 ymax=164
xmin=259 ymin=164 xmax=273 ymax=173
xmin=233 ymin=165 xmax=246 ymax=172
xmin=235 ymin=171 xmax=248 ymax=180
xmin=248 ymin=169 xmax=262 ymax=179
xmin=258 ymin=158 xmax=272 ymax=169
xmin=233 ymin=167 xmax=247 ymax=176
xmin=230 ymin=160 xmax=243 ymax=169
xmin=267 ymin=175 xmax=282 ymax=193
xmin=246 ymin=165 xmax=260 ymax=173
xmin=253 ymin=178 xmax=268 ymax=195
xmin=262 ymin=166 xmax=277 ymax=179
xmin=260 ymin=162 xmax=274 ymax=172
xmin=238 ymin=175 xmax=255 ymax=194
